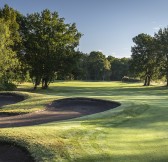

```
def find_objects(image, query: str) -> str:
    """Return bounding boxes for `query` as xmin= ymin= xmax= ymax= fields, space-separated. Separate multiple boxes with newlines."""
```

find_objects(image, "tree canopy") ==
xmin=155 ymin=27 xmax=168 ymax=86
xmin=20 ymin=9 xmax=82 ymax=89
xmin=3 ymin=4 xmax=168 ymax=89
xmin=0 ymin=5 xmax=21 ymax=89
xmin=130 ymin=33 xmax=158 ymax=86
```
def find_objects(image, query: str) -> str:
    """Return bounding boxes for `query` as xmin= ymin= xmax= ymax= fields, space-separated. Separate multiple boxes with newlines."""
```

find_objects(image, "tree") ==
xmin=56 ymin=49 xmax=82 ymax=80
xmin=155 ymin=27 xmax=168 ymax=86
xmin=130 ymin=33 xmax=157 ymax=86
xmin=0 ymin=5 xmax=21 ymax=87
xmin=0 ymin=4 xmax=21 ymax=53
xmin=102 ymin=58 xmax=111 ymax=80
xmin=21 ymin=9 xmax=82 ymax=89
xmin=107 ymin=56 xmax=130 ymax=81
xmin=87 ymin=51 xmax=110 ymax=80
xmin=0 ymin=19 xmax=19 ymax=85
xmin=74 ymin=52 xmax=89 ymax=80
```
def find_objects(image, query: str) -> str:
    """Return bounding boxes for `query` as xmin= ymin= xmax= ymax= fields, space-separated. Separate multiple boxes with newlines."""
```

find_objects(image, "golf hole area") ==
xmin=0 ymin=142 xmax=34 ymax=162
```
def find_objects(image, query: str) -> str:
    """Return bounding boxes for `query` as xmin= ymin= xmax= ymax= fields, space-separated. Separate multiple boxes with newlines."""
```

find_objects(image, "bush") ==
xmin=0 ymin=82 xmax=17 ymax=91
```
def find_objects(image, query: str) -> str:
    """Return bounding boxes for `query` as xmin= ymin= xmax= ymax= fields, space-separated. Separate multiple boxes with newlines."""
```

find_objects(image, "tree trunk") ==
xmin=42 ymin=78 xmax=45 ymax=88
xmin=42 ymin=77 xmax=49 ymax=89
xmin=144 ymin=76 xmax=148 ymax=86
xmin=44 ymin=79 xmax=48 ymax=89
xmin=34 ymin=83 xmax=37 ymax=90
xmin=147 ymin=76 xmax=151 ymax=86
xmin=102 ymin=71 xmax=105 ymax=81
xmin=34 ymin=77 xmax=40 ymax=90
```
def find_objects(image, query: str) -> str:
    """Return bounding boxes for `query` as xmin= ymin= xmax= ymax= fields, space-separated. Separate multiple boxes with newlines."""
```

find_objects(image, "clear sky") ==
xmin=0 ymin=0 xmax=168 ymax=58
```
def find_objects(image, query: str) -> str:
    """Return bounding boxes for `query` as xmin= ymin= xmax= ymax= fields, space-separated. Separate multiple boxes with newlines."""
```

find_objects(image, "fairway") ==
xmin=0 ymin=81 xmax=168 ymax=162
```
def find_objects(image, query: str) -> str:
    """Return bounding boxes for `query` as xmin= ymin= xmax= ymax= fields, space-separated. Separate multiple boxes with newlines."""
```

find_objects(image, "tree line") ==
xmin=74 ymin=51 xmax=130 ymax=81
xmin=0 ymin=4 xmax=132 ymax=90
xmin=0 ymin=5 xmax=81 ymax=89
xmin=3 ymin=4 xmax=166 ymax=90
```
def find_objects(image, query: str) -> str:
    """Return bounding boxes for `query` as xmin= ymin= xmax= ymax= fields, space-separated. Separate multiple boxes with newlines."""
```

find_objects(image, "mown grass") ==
xmin=0 ymin=81 xmax=168 ymax=162
xmin=0 ymin=91 xmax=59 ymax=114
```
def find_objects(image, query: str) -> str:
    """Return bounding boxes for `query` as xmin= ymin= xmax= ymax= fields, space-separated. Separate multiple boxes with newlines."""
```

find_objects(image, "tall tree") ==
xmin=107 ymin=56 xmax=130 ymax=81
xmin=72 ymin=52 xmax=90 ymax=80
xmin=130 ymin=33 xmax=157 ymax=86
xmin=56 ymin=49 xmax=82 ymax=80
xmin=0 ymin=19 xmax=19 ymax=85
xmin=155 ymin=27 xmax=168 ymax=86
xmin=21 ymin=9 xmax=82 ymax=89
xmin=87 ymin=51 xmax=110 ymax=80
xmin=0 ymin=4 xmax=21 ymax=52
xmin=0 ymin=5 xmax=21 ymax=86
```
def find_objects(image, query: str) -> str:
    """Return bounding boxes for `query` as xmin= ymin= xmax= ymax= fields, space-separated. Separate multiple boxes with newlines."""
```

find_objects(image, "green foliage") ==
xmin=74 ymin=52 xmax=90 ymax=80
xmin=56 ymin=50 xmax=82 ymax=80
xmin=107 ymin=56 xmax=130 ymax=81
xmin=4 ymin=4 xmax=168 ymax=88
xmin=77 ymin=51 xmax=111 ymax=80
xmin=155 ymin=27 xmax=168 ymax=86
xmin=0 ymin=4 xmax=132 ymax=87
xmin=75 ymin=52 xmax=130 ymax=81
xmin=0 ymin=18 xmax=19 ymax=85
xmin=0 ymin=5 xmax=23 ymax=88
xmin=0 ymin=4 xmax=21 ymax=47
xmin=87 ymin=51 xmax=111 ymax=80
xmin=0 ymin=82 xmax=17 ymax=91
xmin=20 ymin=9 xmax=82 ymax=89
xmin=130 ymin=33 xmax=158 ymax=86
xmin=130 ymin=27 xmax=168 ymax=86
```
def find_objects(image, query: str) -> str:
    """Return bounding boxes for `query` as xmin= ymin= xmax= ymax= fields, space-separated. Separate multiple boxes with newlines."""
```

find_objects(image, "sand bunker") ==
xmin=51 ymin=98 xmax=120 ymax=114
xmin=0 ymin=97 xmax=120 ymax=161
xmin=0 ymin=93 xmax=24 ymax=107
xmin=0 ymin=143 xmax=34 ymax=162
xmin=0 ymin=97 xmax=120 ymax=128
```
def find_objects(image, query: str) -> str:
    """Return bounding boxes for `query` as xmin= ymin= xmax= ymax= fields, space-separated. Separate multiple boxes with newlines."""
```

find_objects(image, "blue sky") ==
xmin=0 ymin=0 xmax=168 ymax=58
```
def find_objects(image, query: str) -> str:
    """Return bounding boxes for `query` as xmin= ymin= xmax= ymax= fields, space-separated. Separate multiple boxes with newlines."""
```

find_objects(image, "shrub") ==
xmin=0 ymin=82 xmax=17 ymax=91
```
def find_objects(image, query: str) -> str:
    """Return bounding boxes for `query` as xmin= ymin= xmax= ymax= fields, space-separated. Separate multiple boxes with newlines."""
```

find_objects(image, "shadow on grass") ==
xmin=17 ymin=84 xmax=168 ymax=97
xmin=68 ymin=98 xmax=168 ymax=131
xmin=73 ymin=153 xmax=168 ymax=162
xmin=79 ymin=108 xmax=168 ymax=130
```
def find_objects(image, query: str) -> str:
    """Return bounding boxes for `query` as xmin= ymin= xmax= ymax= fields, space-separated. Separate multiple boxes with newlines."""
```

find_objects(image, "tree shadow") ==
xmin=73 ymin=152 xmax=168 ymax=162
xmin=17 ymin=84 xmax=168 ymax=97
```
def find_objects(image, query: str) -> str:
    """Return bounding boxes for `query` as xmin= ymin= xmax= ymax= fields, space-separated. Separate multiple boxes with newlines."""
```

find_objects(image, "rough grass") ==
xmin=0 ymin=81 xmax=168 ymax=162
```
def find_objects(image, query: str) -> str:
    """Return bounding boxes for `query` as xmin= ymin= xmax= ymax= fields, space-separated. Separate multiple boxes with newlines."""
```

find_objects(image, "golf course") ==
xmin=0 ymin=81 xmax=168 ymax=162
xmin=1 ymin=1 xmax=168 ymax=162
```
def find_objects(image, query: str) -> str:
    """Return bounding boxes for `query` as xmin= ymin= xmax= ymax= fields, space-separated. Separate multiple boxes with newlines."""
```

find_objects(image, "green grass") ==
xmin=0 ymin=81 xmax=168 ymax=162
xmin=0 ymin=91 xmax=58 ymax=114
